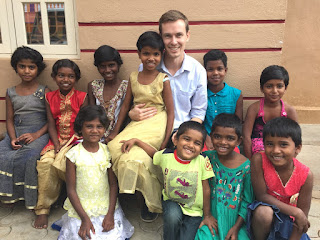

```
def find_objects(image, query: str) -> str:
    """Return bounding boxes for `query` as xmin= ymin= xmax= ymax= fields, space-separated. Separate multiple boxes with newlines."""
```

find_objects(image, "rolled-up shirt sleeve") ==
xmin=190 ymin=66 xmax=207 ymax=121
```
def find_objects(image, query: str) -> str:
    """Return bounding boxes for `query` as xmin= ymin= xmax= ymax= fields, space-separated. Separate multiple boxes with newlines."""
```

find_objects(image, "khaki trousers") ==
xmin=34 ymin=141 xmax=73 ymax=215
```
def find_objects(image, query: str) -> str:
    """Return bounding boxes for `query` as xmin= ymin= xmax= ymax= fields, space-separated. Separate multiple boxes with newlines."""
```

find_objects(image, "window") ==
xmin=0 ymin=0 xmax=13 ymax=54
xmin=0 ymin=0 xmax=78 ymax=57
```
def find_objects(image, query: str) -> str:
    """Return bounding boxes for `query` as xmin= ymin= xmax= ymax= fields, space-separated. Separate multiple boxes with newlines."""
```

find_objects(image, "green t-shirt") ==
xmin=153 ymin=148 xmax=215 ymax=217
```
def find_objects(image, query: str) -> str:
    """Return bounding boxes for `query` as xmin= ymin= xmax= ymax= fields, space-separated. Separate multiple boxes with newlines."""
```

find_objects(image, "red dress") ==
xmin=41 ymin=88 xmax=86 ymax=154
xmin=261 ymin=152 xmax=309 ymax=206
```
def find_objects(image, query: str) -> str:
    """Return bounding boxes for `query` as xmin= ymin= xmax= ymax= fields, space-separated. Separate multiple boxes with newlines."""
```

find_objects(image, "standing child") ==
xmin=203 ymin=50 xmax=243 ymax=150
xmin=87 ymin=45 xmax=128 ymax=139
xmin=106 ymin=31 xmax=174 ymax=221
xmin=248 ymin=117 xmax=313 ymax=240
xmin=120 ymin=121 xmax=215 ymax=240
xmin=34 ymin=59 xmax=87 ymax=229
xmin=58 ymin=105 xmax=134 ymax=240
xmin=195 ymin=113 xmax=253 ymax=240
xmin=0 ymin=46 xmax=49 ymax=209
xmin=243 ymin=65 xmax=298 ymax=159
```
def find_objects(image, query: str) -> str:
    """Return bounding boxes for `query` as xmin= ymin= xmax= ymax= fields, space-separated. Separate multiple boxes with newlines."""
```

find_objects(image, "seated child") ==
xmin=106 ymin=31 xmax=174 ymax=221
xmin=195 ymin=113 xmax=253 ymax=240
xmin=87 ymin=45 xmax=128 ymax=139
xmin=34 ymin=59 xmax=87 ymax=229
xmin=0 ymin=46 xmax=49 ymax=209
xmin=248 ymin=117 xmax=313 ymax=240
xmin=243 ymin=65 xmax=298 ymax=159
xmin=58 ymin=105 xmax=134 ymax=240
xmin=120 ymin=121 xmax=215 ymax=240
xmin=203 ymin=50 xmax=243 ymax=150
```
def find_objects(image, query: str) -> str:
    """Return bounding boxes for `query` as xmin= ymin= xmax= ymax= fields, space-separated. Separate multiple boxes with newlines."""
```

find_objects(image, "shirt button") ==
xmin=214 ymin=94 xmax=217 ymax=97
xmin=215 ymin=102 xmax=217 ymax=105
xmin=215 ymin=110 xmax=217 ymax=113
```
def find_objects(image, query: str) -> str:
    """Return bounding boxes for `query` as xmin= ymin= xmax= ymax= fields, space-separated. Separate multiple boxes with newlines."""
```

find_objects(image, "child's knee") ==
xmin=162 ymin=200 xmax=183 ymax=225
xmin=253 ymin=205 xmax=274 ymax=225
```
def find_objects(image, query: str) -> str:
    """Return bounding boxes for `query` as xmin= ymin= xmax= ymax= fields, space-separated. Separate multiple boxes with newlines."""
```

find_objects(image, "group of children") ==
xmin=0 ymin=28 xmax=313 ymax=240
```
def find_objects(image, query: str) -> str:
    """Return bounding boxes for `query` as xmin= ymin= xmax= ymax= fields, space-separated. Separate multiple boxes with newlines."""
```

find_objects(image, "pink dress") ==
xmin=251 ymin=98 xmax=287 ymax=154
xmin=261 ymin=152 xmax=309 ymax=206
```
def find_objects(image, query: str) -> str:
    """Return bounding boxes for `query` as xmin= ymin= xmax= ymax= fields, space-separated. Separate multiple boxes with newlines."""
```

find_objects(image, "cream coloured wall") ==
xmin=281 ymin=0 xmax=320 ymax=123
xmin=0 ymin=0 xmax=318 ymax=133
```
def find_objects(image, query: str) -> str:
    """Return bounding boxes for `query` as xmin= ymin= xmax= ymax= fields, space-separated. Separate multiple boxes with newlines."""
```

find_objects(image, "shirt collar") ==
xmin=207 ymin=82 xmax=229 ymax=97
xmin=158 ymin=52 xmax=191 ymax=76
xmin=174 ymin=149 xmax=191 ymax=164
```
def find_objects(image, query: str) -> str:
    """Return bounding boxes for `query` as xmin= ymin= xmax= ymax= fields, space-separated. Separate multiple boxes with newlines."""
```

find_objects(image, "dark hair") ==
xmin=159 ymin=10 xmax=189 ymax=34
xmin=11 ymin=46 xmax=46 ymax=75
xmin=263 ymin=117 xmax=301 ymax=147
xmin=74 ymin=105 xmax=109 ymax=136
xmin=260 ymin=65 xmax=289 ymax=88
xmin=203 ymin=49 xmax=227 ymax=68
xmin=136 ymin=31 xmax=164 ymax=52
xmin=94 ymin=45 xmax=123 ymax=67
xmin=51 ymin=59 xmax=81 ymax=81
xmin=210 ymin=113 xmax=242 ymax=139
xmin=176 ymin=121 xmax=207 ymax=146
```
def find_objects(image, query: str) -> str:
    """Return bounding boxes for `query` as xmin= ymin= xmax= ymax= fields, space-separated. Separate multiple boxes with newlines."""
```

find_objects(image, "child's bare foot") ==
xmin=33 ymin=214 xmax=48 ymax=229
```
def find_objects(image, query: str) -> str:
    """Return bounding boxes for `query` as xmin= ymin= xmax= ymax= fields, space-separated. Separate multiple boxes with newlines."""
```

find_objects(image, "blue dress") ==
xmin=0 ymin=85 xmax=49 ymax=209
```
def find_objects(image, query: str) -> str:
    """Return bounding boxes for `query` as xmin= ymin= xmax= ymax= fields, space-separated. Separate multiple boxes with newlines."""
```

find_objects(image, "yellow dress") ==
xmin=59 ymin=143 xmax=134 ymax=239
xmin=108 ymin=71 xmax=168 ymax=213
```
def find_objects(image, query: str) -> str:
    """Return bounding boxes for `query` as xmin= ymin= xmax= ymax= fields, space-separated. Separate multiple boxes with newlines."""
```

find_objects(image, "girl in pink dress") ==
xmin=248 ymin=117 xmax=313 ymax=240
xmin=243 ymin=65 xmax=298 ymax=159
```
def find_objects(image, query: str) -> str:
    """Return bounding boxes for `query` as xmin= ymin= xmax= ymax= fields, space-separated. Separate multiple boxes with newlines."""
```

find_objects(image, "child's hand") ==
xmin=198 ymin=215 xmax=218 ymax=236
xmin=78 ymin=218 xmax=95 ymax=240
xmin=105 ymin=132 xmax=117 ymax=144
xmin=120 ymin=139 xmax=137 ymax=153
xmin=54 ymin=143 xmax=61 ymax=154
xmin=17 ymin=132 xmax=39 ymax=145
xmin=102 ymin=213 xmax=115 ymax=232
xmin=225 ymin=225 xmax=240 ymax=240
xmin=294 ymin=208 xmax=310 ymax=233
xmin=205 ymin=135 xmax=214 ymax=150
xmin=10 ymin=138 xmax=22 ymax=150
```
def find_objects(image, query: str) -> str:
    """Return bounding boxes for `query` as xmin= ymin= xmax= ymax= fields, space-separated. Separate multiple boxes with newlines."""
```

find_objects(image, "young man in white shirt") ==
xmin=130 ymin=10 xmax=207 ymax=223
xmin=131 ymin=10 xmax=207 ymax=129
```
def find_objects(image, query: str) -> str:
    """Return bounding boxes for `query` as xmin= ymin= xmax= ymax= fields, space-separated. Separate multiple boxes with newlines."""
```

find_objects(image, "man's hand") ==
xmin=128 ymin=103 xmax=157 ymax=121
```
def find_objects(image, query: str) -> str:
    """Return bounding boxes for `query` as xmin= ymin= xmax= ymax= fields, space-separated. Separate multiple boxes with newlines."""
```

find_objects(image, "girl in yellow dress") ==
xmin=106 ymin=31 xmax=174 ymax=222
xmin=58 ymin=105 xmax=134 ymax=240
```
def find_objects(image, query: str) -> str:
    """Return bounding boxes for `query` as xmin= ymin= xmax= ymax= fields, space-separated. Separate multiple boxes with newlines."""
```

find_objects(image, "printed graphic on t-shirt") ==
xmin=205 ymin=157 xmax=213 ymax=171
xmin=165 ymin=169 xmax=198 ymax=208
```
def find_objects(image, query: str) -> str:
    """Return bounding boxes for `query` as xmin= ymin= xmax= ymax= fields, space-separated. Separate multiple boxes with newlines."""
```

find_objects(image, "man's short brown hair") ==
xmin=159 ymin=10 xmax=189 ymax=34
